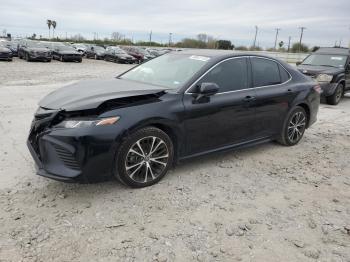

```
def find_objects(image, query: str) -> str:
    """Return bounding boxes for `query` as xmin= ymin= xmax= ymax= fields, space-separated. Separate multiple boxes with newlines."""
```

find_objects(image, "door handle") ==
xmin=243 ymin=96 xmax=256 ymax=102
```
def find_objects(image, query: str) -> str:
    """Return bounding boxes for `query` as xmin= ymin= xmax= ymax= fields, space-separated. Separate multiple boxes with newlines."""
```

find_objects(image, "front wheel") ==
xmin=326 ymin=83 xmax=343 ymax=105
xmin=114 ymin=127 xmax=174 ymax=188
xmin=278 ymin=106 xmax=307 ymax=146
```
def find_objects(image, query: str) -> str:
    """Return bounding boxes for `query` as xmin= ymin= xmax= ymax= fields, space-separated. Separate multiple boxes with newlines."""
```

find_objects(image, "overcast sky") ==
xmin=1 ymin=0 xmax=349 ymax=48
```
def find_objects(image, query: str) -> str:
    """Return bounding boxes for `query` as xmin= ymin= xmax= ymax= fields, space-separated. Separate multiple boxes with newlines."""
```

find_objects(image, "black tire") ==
xmin=278 ymin=106 xmax=308 ymax=146
xmin=77 ymin=58 xmax=82 ymax=63
xmin=8 ymin=58 xmax=12 ymax=62
xmin=114 ymin=127 xmax=174 ymax=188
xmin=326 ymin=83 xmax=343 ymax=105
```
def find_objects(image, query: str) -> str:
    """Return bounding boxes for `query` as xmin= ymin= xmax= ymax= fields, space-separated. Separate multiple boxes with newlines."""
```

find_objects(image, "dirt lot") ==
xmin=0 ymin=58 xmax=350 ymax=262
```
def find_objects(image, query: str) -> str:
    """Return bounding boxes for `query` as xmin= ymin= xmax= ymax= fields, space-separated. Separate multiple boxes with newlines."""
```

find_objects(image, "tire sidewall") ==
xmin=115 ymin=127 xmax=174 ymax=188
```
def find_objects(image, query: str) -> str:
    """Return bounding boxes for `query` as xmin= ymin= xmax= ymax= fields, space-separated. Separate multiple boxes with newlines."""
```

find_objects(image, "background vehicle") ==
xmin=0 ymin=40 xmax=18 ymax=56
xmin=120 ymin=46 xmax=145 ymax=63
xmin=297 ymin=47 xmax=350 ymax=105
xmin=85 ymin=45 xmax=106 ymax=60
xmin=27 ymin=51 xmax=320 ymax=188
xmin=145 ymin=48 xmax=162 ymax=57
xmin=18 ymin=41 xmax=52 ymax=62
xmin=72 ymin=43 xmax=88 ymax=55
xmin=0 ymin=44 xmax=13 ymax=61
xmin=104 ymin=47 xmax=137 ymax=63
xmin=52 ymin=45 xmax=82 ymax=62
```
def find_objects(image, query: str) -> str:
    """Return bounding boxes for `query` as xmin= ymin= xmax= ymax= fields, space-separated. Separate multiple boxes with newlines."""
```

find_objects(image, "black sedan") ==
xmin=52 ymin=45 xmax=82 ymax=62
xmin=18 ymin=41 xmax=52 ymax=62
xmin=0 ymin=45 xmax=12 ymax=61
xmin=85 ymin=45 xmax=106 ymax=60
xmin=27 ymin=51 xmax=320 ymax=187
xmin=104 ymin=47 xmax=137 ymax=64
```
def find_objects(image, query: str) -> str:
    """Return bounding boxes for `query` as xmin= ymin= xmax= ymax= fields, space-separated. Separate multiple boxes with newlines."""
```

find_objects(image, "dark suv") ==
xmin=297 ymin=47 xmax=350 ymax=105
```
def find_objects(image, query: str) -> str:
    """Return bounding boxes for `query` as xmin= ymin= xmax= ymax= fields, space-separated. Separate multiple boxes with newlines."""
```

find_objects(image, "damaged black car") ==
xmin=28 ymin=51 xmax=320 ymax=187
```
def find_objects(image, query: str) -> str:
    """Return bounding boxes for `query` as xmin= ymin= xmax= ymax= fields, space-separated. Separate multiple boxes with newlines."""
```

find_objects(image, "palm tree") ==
xmin=52 ymin=21 xmax=57 ymax=39
xmin=47 ymin=19 xmax=52 ymax=39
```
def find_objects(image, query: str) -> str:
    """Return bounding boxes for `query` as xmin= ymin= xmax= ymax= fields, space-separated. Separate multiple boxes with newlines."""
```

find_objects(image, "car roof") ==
xmin=173 ymin=49 xmax=282 ymax=62
xmin=314 ymin=47 xmax=349 ymax=55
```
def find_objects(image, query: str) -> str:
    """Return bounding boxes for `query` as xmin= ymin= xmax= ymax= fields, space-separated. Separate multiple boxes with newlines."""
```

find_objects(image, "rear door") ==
xmin=183 ymin=57 xmax=257 ymax=155
xmin=250 ymin=57 xmax=297 ymax=137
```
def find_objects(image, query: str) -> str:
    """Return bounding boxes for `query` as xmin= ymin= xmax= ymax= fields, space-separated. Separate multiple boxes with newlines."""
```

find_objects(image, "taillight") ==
xmin=313 ymin=85 xmax=322 ymax=94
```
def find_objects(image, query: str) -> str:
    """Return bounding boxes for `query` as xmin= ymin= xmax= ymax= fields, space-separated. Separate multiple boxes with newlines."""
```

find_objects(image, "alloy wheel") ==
xmin=125 ymin=136 xmax=169 ymax=183
xmin=288 ymin=111 xmax=306 ymax=143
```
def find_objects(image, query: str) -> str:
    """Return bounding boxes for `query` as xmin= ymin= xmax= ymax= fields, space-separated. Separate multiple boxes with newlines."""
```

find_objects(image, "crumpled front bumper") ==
xmin=26 ymin=109 xmax=120 ymax=183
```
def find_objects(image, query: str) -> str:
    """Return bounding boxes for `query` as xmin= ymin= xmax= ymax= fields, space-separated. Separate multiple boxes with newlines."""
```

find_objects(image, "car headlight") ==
xmin=55 ymin=116 xmax=120 ymax=129
xmin=316 ymin=74 xmax=333 ymax=83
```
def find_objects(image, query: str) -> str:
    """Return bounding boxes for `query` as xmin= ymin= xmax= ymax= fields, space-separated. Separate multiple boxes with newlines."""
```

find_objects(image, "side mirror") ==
xmin=199 ymin=82 xmax=219 ymax=96
xmin=193 ymin=83 xmax=219 ymax=103
xmin=296 ymin=61 xmax=302 ymax=66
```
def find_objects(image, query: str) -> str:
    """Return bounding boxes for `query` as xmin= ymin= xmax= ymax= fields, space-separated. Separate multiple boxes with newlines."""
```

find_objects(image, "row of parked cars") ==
xmin=0 ymin=39 xmax=171 ymax=64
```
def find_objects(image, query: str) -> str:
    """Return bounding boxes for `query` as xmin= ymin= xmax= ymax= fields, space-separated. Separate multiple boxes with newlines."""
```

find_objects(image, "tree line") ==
xmin=30 ymin=30 xmax=318 ymax=53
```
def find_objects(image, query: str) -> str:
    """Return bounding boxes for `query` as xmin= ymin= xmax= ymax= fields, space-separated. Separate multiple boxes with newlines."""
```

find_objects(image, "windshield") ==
xmin=302 ymin=54 xmax=347 ymax=68
xmin=93 ymin=46 xmax=105 ymax=51
xmin=26 ymin=42 xmax=49 ymax=48
xmin=115 ymin=48 xmax=127 ymax=54
xmin=58 ymin=46 xmax=76 ymax=51
xmin=120 ymin=54 xmax=210 ymax=89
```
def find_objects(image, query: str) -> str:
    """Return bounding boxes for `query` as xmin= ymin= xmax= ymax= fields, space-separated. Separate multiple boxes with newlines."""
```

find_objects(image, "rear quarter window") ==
xmin=251 ymin=57 xmax=281 ymax=87
xmin=279 ymin=64 xmax=291 ymax=83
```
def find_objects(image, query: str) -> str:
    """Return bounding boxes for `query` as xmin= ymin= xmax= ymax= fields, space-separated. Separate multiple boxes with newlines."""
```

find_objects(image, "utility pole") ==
xmin=298 ymin=27 xmax=306 ymax=53
xmin=274 ymin=28 xmax=281 ymax=50
xmin=287 ymin=36 xmax=291 ymax=52
xmin=169 ymin=33 xmax=172 ymax=47
xmin=253 ymin=25 xmax=258 ymax=48
xmin=149 ymin=30 xmax=152 ymax=45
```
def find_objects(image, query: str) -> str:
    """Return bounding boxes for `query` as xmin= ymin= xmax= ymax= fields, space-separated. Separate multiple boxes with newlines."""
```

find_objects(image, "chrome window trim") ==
xmin=184 ymin=55 xmax=292 ymax=95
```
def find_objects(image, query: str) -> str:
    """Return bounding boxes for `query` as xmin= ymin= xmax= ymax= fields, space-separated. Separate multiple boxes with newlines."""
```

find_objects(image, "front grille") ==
xmin=53 ymin=144 xmax=80 ymax=170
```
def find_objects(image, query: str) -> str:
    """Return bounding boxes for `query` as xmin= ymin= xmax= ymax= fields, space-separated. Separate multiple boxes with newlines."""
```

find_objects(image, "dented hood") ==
xmin=39 ymin=78 xmax=166 ymax=111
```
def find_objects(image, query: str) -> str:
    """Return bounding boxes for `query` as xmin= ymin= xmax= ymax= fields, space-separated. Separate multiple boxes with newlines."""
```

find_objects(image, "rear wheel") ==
xmin=278 ymin=106 xmax=307 ymax=146
xmin=326 ymin=83 xmax=343 ymax=105
xmin=114 ymin=127 xmax=174 ymax=188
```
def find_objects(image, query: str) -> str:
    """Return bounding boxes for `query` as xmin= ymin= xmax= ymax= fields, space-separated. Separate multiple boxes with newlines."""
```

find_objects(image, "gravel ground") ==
xmin=0 ymin=58 xmax=350 ymax=262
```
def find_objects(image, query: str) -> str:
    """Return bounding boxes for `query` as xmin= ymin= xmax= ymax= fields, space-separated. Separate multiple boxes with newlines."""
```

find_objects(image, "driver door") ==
xmin=183 ymin=57 xmax=257 ymax=155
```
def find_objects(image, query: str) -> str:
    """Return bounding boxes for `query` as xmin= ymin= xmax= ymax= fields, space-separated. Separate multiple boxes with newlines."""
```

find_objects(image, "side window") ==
xmin=198 ymin=58 xmax=248 ymax=93
xmin=279 ymin=64 xmax=290 ymax=83
xmin=251 ymin=58 xmax=281 ymax=87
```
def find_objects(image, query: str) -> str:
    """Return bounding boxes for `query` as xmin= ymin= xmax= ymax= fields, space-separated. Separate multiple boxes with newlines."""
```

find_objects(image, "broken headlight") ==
xmin=55 ymin=116 xmax=120 ymax=129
